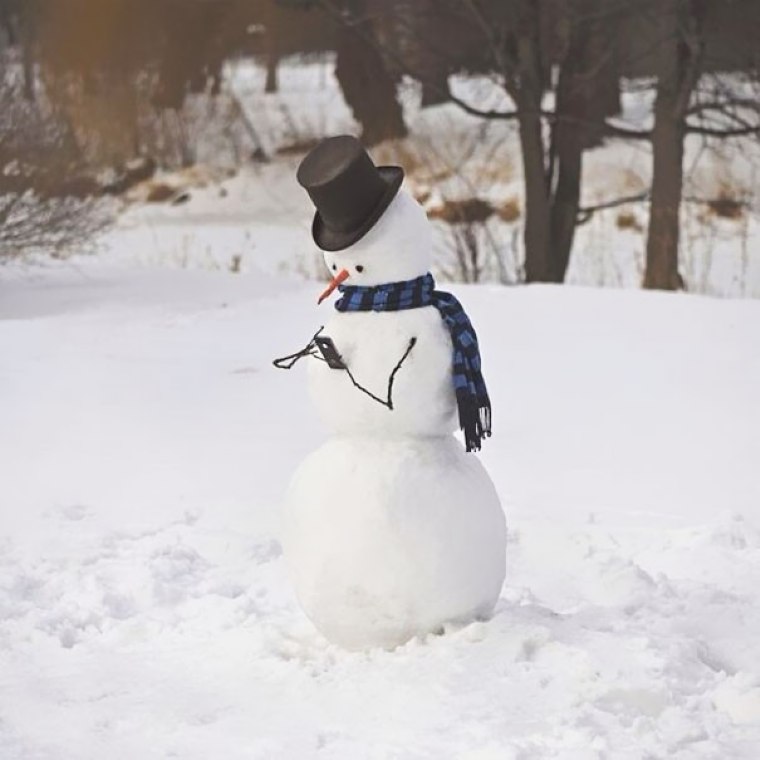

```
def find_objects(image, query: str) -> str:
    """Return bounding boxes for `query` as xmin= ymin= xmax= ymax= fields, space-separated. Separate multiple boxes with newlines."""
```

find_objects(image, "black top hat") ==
xmin=296 ymin=135 xmax=404 ymax=252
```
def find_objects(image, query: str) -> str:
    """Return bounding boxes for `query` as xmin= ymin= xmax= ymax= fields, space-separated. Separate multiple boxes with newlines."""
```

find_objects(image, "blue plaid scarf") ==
xmin=335 ymin=273 xmax=491 ymax=452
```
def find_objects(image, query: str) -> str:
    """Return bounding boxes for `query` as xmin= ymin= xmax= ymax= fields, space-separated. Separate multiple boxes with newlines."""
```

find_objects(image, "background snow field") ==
xmin=2 ymin=257 xmax=759 ymax=759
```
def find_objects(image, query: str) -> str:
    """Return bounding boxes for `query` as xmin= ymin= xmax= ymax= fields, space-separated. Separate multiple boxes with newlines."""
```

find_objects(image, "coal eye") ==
xmin=356 ymin=265 xmax=364 ymax=273
xmin=332 ymin=263 xmax=337 ymax=271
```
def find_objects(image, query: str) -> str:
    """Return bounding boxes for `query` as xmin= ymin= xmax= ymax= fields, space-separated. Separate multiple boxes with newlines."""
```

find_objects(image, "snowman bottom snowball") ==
xmin=282 ymin=436 xmax=506 ymax=651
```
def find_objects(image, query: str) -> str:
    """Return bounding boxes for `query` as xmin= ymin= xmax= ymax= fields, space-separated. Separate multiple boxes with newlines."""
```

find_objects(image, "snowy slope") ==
xmin=1 ymin=255 xmax=760 ymax=759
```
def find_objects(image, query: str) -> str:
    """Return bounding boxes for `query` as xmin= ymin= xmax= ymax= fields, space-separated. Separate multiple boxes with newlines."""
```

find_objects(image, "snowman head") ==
xmin=318 ymin=190 xmax=432 ymax=301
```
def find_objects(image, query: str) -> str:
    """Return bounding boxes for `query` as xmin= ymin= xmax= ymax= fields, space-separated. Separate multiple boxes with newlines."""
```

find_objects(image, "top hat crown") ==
xmin=296 ymin=135 xmax=404 ymax=252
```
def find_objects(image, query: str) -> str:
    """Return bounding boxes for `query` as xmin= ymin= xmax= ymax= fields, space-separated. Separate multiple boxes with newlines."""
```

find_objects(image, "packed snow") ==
xmin=2 ymin=244 xmax=760 ymax=758
xmin=284 ymin=436 xmax=505 ymax=651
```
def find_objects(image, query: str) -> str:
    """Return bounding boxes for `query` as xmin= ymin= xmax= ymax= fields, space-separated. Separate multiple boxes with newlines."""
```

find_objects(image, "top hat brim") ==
xmin=311 ymin=166 xmax=404 ymax=252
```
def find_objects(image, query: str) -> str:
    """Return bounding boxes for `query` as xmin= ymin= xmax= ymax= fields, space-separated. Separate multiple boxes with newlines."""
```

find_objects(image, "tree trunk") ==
xmin=516 ymin=0 xmax=615 ymax=284
xmin=645 ymin=114 xmax=686 ymax=290
xmin=513 ymin=1 xmax=551 ymax=283
xmin=264 ymin=30 xmax=279 ymax=93
xmin=334 ymin=0 xmax=407 ymax=146
xmin=20 ymin=6 xmax=35 ymax=101
xmin=549 ymin=128 xmax=582 ymax=282
xmin=384 ymin=0 xmax=451 ymax=107
xmin=1 ymin=2 xmax=16 ymax=45
xmin=644 ymin=0 xmax=705 ymax=290
xmin=520 ymin=110 xmax=552 ymax=282
xmin=548 ymin=37 xmax=583 ymax=284
xmin=265 ymin=52 xmax=279 ymax=94
xmin=548 ymin=0 xmax=618 ymax=283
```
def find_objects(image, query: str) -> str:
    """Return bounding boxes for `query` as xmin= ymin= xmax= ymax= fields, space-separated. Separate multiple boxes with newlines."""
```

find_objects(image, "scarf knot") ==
xmin=336 ymin=273 xmax=491 ymax=452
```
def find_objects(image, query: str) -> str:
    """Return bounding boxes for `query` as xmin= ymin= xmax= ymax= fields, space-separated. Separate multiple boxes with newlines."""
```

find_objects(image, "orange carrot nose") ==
xmin=317 ymin=268 xmax=350 ymax=304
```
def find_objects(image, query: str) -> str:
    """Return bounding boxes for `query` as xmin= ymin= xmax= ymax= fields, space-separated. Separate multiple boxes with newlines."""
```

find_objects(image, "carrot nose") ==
xmin=317 ymin=268 xmax=350 ymax=304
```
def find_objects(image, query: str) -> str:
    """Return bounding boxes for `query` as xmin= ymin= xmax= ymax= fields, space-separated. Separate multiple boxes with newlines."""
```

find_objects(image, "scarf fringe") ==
xmin=458 ymin=394 xmax=492 ymax=453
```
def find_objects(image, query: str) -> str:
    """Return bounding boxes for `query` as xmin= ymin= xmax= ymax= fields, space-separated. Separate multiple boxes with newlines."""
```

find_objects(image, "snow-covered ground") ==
xmin=2 ymin=244 xmax=760 ymax=758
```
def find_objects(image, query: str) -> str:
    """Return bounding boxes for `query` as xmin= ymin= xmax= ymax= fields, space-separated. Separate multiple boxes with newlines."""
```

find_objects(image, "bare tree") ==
xmin=615 ymin=0 xmax=760 ymax=290
xmin=644 ymin=0 xmax=706 ymax=290
xmin=318 ymin=0 xmax=628 ymax=283
xmin=333 ymin=0 xmax=407 ymax=146
xmin=0 ymin=192 xmax=111 ymax=261
xmin=0 ymin=52 xmax=112 ymax=261
xmin=318 ymin=0 xmax=760 ymax=291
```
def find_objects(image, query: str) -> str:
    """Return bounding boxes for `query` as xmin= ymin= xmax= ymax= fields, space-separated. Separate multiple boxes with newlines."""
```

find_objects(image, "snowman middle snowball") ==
xmin=281 ymin=136 xmax=506 ymax=650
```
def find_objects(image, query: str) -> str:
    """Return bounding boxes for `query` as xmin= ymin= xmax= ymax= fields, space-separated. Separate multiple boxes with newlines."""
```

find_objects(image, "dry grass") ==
xmin=128 ymin=165 xmax=232 ymax=204
xmin=373 ymin=139 xmax=435 ymax=180
xmin=496 ymin=197 xmax=521 ymax=222
xmin=616 ymin=210 xmax=643 ymax=231
xmin=707 ymin=191 xmax=745 ymax=220
xmin=428 ymin=197 xmax=494 ymax=224
xmin=145 ymin=183 xmax=177 ymax=203
xmin=175 ymin=164 xmax=233 ymax=187
xmin=692 ymin=184 xmax=746 ymax=223
xmin=276 ymin=138 xmax=322 ymax=157
xmin=229 ymin=253 xmax=242 ymax=273
xmin=374 ymin=127 xmax=515 ymax=202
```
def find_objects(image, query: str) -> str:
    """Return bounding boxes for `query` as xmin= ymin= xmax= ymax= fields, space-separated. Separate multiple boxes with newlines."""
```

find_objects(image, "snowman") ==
xmin=276 ymin=135 xmax=506 ymax=650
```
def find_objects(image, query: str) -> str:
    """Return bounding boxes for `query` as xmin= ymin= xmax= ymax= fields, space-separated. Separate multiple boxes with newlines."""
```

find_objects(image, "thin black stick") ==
xmin=343 ymin=338 xmax=417 ymax=411
xmin=273 ymin=329 xmax=417 ymax=411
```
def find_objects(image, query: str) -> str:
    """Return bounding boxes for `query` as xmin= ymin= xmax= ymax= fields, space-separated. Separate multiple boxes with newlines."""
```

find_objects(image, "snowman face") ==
xmin=321 ymin=190 xmax=433 ymax=287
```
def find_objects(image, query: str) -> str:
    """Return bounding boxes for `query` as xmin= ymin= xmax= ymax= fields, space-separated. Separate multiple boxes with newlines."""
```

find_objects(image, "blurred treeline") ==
xmin=1 ymin=0 xmax=759 ymax=289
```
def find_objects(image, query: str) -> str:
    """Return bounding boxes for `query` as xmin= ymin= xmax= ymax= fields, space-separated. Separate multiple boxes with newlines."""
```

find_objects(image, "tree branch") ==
xmin=446 ymin=92 xmax=522 ymax=121
xmin=687 ymin=98 xmax=760 ymax=116
xmin=576 ymin=189 xmax=752 ymax=226
xmin=602 ymin=122 xmax=652 ymax=140
xmin=577 ymin=191 xmax=649 ymax=224
xmin=685 ymin=123 xmax=760 ymax=137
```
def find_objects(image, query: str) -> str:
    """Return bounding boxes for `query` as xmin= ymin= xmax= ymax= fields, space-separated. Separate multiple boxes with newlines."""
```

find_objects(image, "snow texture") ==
xmin=2 ymin=248 xmax=759 ymax=758
xmin=283 ymin=436 xmax=505 ymax=651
